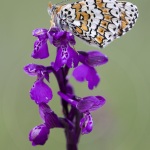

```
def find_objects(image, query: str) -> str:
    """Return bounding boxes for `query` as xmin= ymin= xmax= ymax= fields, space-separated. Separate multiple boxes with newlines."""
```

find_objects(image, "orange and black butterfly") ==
xmin=48 ymin=0 xmax=139 ymax=48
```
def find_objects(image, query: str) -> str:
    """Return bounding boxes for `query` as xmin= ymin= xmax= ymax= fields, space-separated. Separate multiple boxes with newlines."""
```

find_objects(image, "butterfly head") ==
xmin=48 ymin=2 xmax=65 ymax=28
xmin=48 ymin=2 xmax=57 ymax=17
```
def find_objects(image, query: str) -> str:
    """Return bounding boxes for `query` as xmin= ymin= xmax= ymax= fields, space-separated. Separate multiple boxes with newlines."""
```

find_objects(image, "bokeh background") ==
xmin=0 ymin=0 xmax=150 ymax=150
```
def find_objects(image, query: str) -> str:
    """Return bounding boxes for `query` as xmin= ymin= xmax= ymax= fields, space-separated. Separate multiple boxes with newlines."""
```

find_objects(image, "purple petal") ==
xmin=47 ymin=27 xmax=65 ymax=47
xmin=48 ymin=27 xmax=76 ymax=47
xmin=55 ymin=30 xmax=66 ymax=40
xmin=53 ymin=47 xmax=66 ymax=71
xmin=48 ymin=27 xmax=60 ymax=38
xmin=29 ymin=124 xmax=50 ymax=146
xmin=32 ymin=28 xmax=48 ymax=40
xmin=86 ymin=67 xmax=100 ymax=90
xmin=80 ymin=113 xmax=93 ymax=134
xmin=54 ymin=44 xmax=79 ymax=71
xmin=78 ymin=51 xmax=108 ymax=67
xmin=23 ymin=64 xmax=39 ymax=76
xmin=77 ymin=96 xmax=106 ymax=113
xmin=23 ymin=64 xmax=50 ymax=82
xmin=50 ymin=31 xmax=66 ymax=47
xmin=66 ymin=32 xmax=76 ymax=45
xmin=23 ymin=64 xmax=45 ymax=76
xmin=30 ymin=80 xmax=53 ymax=104
xmin=39 ymin=103 xmax=53 ymax=121
xmin=66 ymin=45 xmax=79 ymax=68
xmin=72 ymin=65 xmax=87 ymax=82
xmin=31 ymin=39 xmax=49 ymax=59
xmin=95 ymin=96 xmax=106 ymax=110
xmin=72 ymin=64 xmax=100 ymax=90
xmin=39 ymin=103 xmax=62 ymax=128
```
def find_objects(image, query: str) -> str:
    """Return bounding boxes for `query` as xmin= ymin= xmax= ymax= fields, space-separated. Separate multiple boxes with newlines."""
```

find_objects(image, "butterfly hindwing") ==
xmin=57 ymin=0 xmax=138 ymax=48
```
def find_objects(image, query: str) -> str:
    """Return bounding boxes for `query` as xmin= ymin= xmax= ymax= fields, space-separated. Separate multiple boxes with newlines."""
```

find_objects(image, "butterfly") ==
xmin=48 ymin=0 xmax=139 ymax=48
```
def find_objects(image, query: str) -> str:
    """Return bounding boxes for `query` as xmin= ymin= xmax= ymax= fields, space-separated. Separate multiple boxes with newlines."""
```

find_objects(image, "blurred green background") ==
xmin=0 ymin=0 xmax=150 ymax=150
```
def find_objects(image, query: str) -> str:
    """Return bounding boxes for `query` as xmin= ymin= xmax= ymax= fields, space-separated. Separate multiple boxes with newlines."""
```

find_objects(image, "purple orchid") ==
xmin=32 ymin=28 xmax=49 ymax=59
xmin=29 ymin=103 xmax=61 ymax=146
xmin=24 ymin=26 xmax=108 ymax=149
xmin=30 ymin=80 xmax=53 ymax=104
xmin=73 ymin=64 xmax=100 ymax=90
xmin=29 ymin=124 xmax=50 ymax=146
xmin=57 ymin=91 xmax=106 ymax=134
xmin=80 ymin=112 xmax=93 ymax=134
xmin=24 ymin=64 xmax=53 ymax=104
xmin=48 ymin=27 xmax=79 ymax=71
xmin=73 ymin=51 xmax=108 ymax=90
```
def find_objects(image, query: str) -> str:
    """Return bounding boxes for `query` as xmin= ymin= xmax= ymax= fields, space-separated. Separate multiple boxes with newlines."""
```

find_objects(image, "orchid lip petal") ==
xmin=29 ymin=124 xmax=50 ymax=146
xmin=72 ymin=64 xmax=100 ymax=90
xmin=80 ymin=113 xmax=93 ymax=134
xmin=31 ymin=39 xmax=49 ymax=59
xmin=53 ymin=44 xmax=79 ymax=71
xmin=30 ymin=80 xmax=53 ymax=104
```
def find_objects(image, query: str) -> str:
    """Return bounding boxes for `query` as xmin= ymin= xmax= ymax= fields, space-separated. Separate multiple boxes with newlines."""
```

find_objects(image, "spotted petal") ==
xmin=32 ymin=39 xmax=49 ymax=59
xmin=29 ymin=124 xmax=50 ymax=146
xmin=54 ymin=44 xmax=79 ymax=71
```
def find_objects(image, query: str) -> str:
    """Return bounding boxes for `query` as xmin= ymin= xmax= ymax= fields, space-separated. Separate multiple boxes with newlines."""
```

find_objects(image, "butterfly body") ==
xmin=48 ymin=0 xmax=138 ymax=48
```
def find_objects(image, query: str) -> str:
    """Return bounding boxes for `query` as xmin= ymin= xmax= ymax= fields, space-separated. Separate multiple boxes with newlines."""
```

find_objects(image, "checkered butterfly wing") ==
xmin=59 ymin=0 xmax=138 ymax=48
